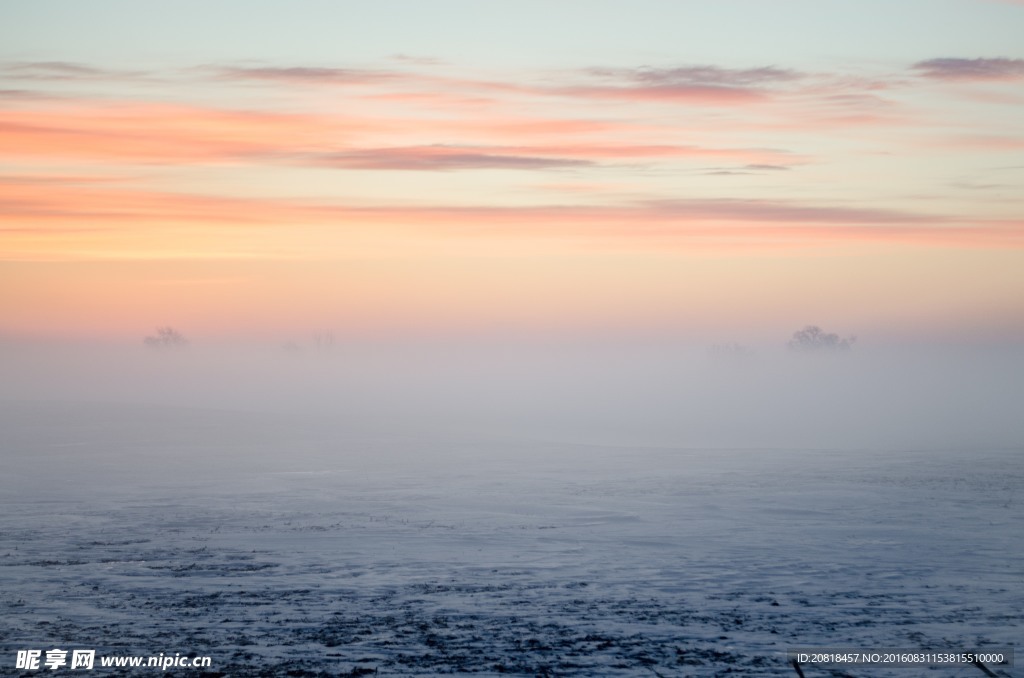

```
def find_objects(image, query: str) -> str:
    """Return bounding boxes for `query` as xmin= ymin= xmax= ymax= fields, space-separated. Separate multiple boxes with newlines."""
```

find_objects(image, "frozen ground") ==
xmin=1 ymin=401 xmax=1020 ymax=676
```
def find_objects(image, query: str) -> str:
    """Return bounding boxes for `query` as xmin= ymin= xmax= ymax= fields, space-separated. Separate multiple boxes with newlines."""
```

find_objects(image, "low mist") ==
xmin=3 ymin=338 xmax=1022 ymax=452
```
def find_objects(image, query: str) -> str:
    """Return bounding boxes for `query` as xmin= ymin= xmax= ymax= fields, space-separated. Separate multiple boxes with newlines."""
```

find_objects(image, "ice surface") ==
xmin=1 ymin=399 xmax=1020 ymax=676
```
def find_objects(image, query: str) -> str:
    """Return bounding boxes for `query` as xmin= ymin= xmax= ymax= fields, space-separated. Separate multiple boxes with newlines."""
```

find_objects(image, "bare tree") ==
xmin=144 ymin=326 xmax=189 ymax=349
xmin=787 ymin=325 xmax=854 ymax=352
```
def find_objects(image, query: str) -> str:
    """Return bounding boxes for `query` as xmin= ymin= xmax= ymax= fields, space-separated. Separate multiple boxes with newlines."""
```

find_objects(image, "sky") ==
xmin=2 ymin=0 xmax=1023 ymax=345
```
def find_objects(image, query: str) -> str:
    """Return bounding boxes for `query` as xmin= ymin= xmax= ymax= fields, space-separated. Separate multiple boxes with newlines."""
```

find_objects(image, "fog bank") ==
xmin=3 ymin=339 xmax=1021 ymax=451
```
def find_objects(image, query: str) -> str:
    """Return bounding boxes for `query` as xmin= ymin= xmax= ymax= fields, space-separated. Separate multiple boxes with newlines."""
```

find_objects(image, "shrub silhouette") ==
xmin=787 ymin=325 xmax=854 ymax=352
xmin=144 ymin=326 xmax=188 ymax=349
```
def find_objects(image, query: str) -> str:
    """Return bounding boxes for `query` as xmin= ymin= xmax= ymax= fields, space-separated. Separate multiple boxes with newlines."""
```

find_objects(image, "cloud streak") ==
xmin=213 ymin=60 xmax=803 ymax=107
xmin=1 ymin=61 xmax=126 ymax=80
xmin=0 ymin=102 xmax=373 ymax=163
xmin=3 ymin=58 xmax=1021 ymax=259
xmin=4 ymin=177 xmax=1019 ymax=261
xmin=912 ymin=57 xmax=1024 ymax=81
xmin=544 ymin=64 xmax=805 ymax=105
xmin=214 ymin=65 xmax=401 ymax=85
xmin=313 ymin=146 xmax=591 ymax=171
xmin=586 ymin=65 xmax=801 ymax=87
xmin=0 ymin=98 xmax=799 ymax=169
xmin=309 ymin=144 xmax=796 ymax=171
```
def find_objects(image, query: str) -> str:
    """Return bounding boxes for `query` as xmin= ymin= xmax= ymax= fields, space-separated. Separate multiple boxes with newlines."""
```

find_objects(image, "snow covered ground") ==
xmin=1 ymin=400 xmax=1020 ymax=676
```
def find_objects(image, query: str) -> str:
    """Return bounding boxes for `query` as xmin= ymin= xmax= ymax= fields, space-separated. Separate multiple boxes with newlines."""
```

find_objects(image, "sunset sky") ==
xmin=2 ymin=0 xmax=1023 ymax=345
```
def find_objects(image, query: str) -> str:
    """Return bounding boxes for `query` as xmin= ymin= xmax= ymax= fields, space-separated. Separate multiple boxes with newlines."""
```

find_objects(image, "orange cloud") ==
xmin=0 ymin=101 xmax=370 ymax=164
xmin=0 ymin=96 xmax=801 ymax=170
xmin=3 ymin=177 xmax=1021 ymax=263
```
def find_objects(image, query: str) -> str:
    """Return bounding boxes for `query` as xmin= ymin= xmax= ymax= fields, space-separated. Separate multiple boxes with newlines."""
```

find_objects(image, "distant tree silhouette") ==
xmin=144 ymin=326 xmax=188 ymax=349
xmin=787 ymin=325 xmax=854 ymax=352
xmin=312 ymin=330 xmax=336 ymax=351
